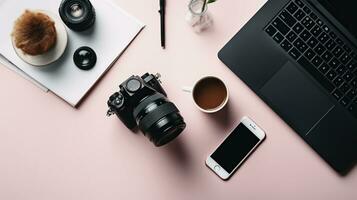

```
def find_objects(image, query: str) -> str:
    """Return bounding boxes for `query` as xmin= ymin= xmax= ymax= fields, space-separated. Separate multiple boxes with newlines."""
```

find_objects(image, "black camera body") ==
xmin=107 ymin=73 xmax=186 ymax=146
xmin=107 ymin=73 xmax=167 ymax=129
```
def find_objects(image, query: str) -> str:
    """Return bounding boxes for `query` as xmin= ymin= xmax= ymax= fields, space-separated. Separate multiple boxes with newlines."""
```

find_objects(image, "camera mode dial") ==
xmin=109 ymin=92 xmax=124 ymax=108
xmin=125 ymin=78 xmax=142 ymax=93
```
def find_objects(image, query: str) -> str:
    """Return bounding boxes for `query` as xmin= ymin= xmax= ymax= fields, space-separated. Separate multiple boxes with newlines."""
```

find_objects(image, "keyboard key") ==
xmin=287 ymin=2 xmax=299 ymax=14
xmin=350 ymin=52 xmax=356 ymax=59
xmin=329 ymin=58 xmax=340 ymax=69
xmin=312 ymin=55 xmax=323 ymax=67
xmin=347 ymin=61 xmax=356 ymax=71
xmin=340 ymin=53 xmax=351 ymax=65
xmin=265 ymin=25 xmax=277 ymax=36
xmin=273 ymin=18 xmax=290 ymax=35
xmin=307 ymin=37 xmax=318 ymax=48
xmin=314 ymin=43 xmax=326 ymax=55
xmin=343 ymin=71 xmax=353 ymax=82
xmin=286 ymin=31 xmax=298 ymax=42
xmin=294 ymin=9 xmax=306 ymax=20
xmin=318 ymin=32 xmax=329 ymax=44
xmin=322 ymin=25 xmax=330 ymax=33
xmin=298 ymin=57 xmax=335 ymax=92
xmin=295 ymin=0 xmax=305 ymax=7
xmin=301 ymin=16 xmax=314 ymax=30
xmin=273 ymin=32 xmax=284 ymax=43
xmin=289 ymin=47 xmax=301 ymax=59
xmin=340 ymin=96 xmax=351 ymax=107
xmin=332 ymin=46 xmax=343 ymax=57
xmin=309 ymin=12 xmax=318 ymax=20
xmin=348 ymin=103 xmax=357 ymax=118
xmin=300 ymin=29 xmax=312 ymax=41
xmin=351 ymin=78 xmax=357 ymax=88
xmin=280 ymin=10 xmax=297 ymax=27
xmin=336 ymin=38 xmax=344 ymax=46
xmin=293 ymin=23 xmax=304 ymax=34
xmin=319 ymin=63 xmax=330 ymax=74
xmin=333 ymin=77 xmax=344 ymax=87
xmin=322 ymin=51 xmax=333 ymax=62
xmin=305 ymin=48 xmax=316 ymax=60
xmin=303 ymin=6 xmax=311 ymax=14
xmin=294 ymin=38 xmax=308 ymax=53
xmin=311 ymin=25 xmax=322 ymax=37
xmin=316 ymin=19 xmax=323 ymax=26
xmin=346 ymin=89 xmax=357 ymax=99
xmin=325 ymin=39 xmax=336 ymax=51
xmin=340 ymin=82 xmax=351 ymax=93
xmin=332 ymin=89 xmax=343 ymax=100
xmin=343 ymin=44 xmax=352 ymax=53
xmin=326 ymin=69 xmax=337 ymax=81
xmin=336 ymin=65 xmax=347 ymax=75
xmin=329 ymin=32 xmax=337 ymax=39
xmin=281 ymin=39 xmax=293 ymax=51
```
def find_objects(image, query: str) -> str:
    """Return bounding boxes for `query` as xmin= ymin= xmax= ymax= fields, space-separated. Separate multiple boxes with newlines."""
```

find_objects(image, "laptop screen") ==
xmin=318 ymin=0 xmax=357 ymax=39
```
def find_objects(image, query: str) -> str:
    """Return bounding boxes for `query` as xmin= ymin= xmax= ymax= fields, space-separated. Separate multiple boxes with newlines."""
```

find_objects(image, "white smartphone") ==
xmin=206 ymin=116 xmax=266 ymax=180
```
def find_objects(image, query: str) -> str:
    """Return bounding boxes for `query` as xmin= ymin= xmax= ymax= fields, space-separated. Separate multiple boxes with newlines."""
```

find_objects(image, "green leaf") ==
xmin=207 ymin=0 xmax=217 ymax=4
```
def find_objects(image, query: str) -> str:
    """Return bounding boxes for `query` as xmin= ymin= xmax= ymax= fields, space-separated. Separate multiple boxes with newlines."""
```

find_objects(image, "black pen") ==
xmin=159 ymin=0 xmax=166 ymax=49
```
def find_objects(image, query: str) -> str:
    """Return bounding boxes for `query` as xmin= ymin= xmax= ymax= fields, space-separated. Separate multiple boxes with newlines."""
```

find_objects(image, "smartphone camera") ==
xmin=59 ymin=0 xmax=96 ymax=31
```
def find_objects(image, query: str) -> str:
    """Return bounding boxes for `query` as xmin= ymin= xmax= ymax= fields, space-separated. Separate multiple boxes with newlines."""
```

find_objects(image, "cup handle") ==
xmin=182 ymin=86 xmax=193 ymax=93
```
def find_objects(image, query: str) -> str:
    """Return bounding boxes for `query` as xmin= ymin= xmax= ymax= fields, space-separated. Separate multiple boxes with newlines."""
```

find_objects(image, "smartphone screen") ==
xmin=211 ymin=123 xmax=260 ymax=173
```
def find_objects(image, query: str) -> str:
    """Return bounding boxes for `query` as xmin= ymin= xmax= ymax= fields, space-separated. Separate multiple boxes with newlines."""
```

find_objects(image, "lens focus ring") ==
xmin=138 ymin=102 xmax=179 ymax=132
xmin=133 ymin=94 xmax=165 ymax=119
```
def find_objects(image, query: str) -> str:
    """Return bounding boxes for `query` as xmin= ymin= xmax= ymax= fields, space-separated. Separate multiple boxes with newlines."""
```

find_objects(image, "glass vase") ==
xmin=185 ymin=0 xmax=213 ymax=33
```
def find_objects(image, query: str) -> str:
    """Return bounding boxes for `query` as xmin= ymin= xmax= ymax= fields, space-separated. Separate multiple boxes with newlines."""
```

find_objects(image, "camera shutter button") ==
xmin=126 ymin=78 xmax=142 ymax=93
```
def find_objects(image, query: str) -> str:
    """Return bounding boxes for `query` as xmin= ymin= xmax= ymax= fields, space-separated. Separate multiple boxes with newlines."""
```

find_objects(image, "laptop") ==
xmin=218 ymin=0 xmax=356 ymax=174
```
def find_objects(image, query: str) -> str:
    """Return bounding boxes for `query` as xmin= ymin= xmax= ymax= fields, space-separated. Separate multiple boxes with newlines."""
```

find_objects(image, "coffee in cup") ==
xmin=186 ymin=76 xmax=229 ymax=113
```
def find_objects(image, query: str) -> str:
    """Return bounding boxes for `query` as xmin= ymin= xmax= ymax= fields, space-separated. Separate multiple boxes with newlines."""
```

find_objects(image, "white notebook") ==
xmin=0 ymin=0 xmax=144 ymax=106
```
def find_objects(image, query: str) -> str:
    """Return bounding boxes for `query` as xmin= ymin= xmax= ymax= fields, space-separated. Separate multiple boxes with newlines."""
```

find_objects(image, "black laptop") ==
xmin=218 ymin=0 xmax=356 ymax=174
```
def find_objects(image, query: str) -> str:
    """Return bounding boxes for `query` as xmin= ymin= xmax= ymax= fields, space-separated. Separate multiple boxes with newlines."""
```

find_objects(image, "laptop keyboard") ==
xmin=265 ymin=0 xmax=357 ymax=118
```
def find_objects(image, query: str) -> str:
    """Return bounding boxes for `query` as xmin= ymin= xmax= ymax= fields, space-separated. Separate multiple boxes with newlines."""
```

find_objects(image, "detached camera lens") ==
xmin=73 ymin=46 xmax=97 ymax=70
xmin=59 ymin=0 xmax=96 ymax=31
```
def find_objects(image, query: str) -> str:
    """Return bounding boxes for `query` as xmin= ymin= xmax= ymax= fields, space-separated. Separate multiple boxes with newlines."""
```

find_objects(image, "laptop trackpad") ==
xmin=260 ymin=61 xmax=334 ymax=135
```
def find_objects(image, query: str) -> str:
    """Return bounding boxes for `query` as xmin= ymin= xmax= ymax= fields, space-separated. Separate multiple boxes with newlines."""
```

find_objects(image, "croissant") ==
xmin=12 ymin=10 xmax=57 ymax=55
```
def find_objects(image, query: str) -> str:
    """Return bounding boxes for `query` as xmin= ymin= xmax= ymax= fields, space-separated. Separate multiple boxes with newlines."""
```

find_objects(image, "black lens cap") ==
xmin=73 ymin=46 xmax=97 ymax=70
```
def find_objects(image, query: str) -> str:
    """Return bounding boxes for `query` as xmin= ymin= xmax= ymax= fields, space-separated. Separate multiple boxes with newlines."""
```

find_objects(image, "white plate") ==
xmin=11 ymin=10 xmax=67 ymax=67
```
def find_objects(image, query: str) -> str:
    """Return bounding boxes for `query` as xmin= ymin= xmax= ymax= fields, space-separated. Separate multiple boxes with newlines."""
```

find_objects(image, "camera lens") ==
xmin=73 ymin=46 xmax=97 ymax=70
xmin=133 ymin=94 xmax=186 ymax=146
xmin=59 ymin=0 xmax=95 ymax=31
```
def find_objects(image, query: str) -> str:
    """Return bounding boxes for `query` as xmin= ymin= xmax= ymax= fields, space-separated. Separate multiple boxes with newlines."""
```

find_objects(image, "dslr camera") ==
xmin=107 ymin=73 xmax=186 ymax=146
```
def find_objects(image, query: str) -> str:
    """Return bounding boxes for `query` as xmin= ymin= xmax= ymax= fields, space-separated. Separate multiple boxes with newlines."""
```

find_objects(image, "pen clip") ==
xmin=158 ymin=0 xmax=165 ymax=13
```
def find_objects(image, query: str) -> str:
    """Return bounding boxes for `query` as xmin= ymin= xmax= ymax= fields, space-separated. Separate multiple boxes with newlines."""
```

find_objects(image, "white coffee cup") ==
xmin=183 ymin=76 xmax=229 ymax=113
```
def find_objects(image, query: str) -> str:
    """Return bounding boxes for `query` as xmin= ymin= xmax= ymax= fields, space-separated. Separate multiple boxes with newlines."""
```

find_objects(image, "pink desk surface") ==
xmin=0 ymin=0 xmax=356 ymax=199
